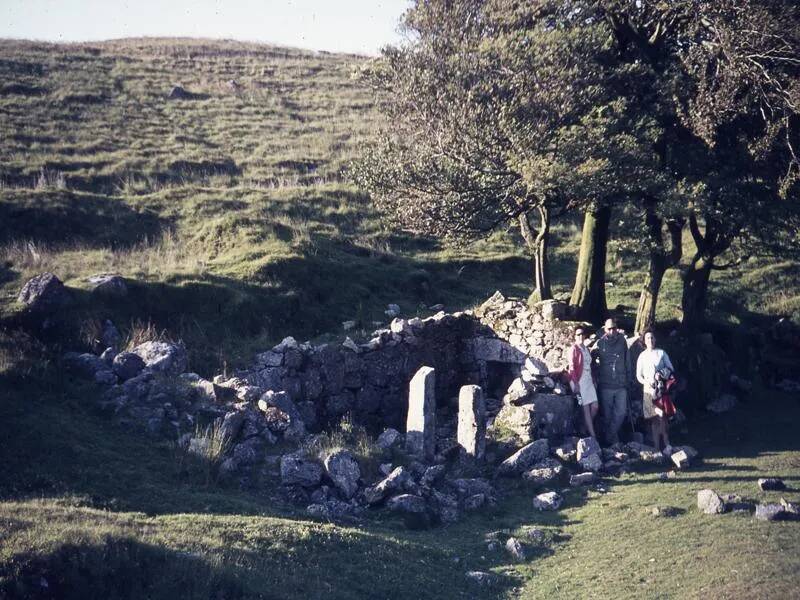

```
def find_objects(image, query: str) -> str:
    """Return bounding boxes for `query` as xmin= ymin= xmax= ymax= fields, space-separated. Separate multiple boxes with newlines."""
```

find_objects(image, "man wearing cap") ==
xmin=593 ymin=318 xmax=629 ymax=445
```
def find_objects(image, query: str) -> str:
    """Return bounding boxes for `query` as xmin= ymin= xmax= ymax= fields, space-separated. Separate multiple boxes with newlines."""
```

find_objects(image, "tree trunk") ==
xmin=635 ymin=255 xmax=666 ymax=335
xmin=634 ymin=205 xmax=684 ymax=334
xmin=681 ymin=256 xmax=713 ymax=330
xmin=519 ymin=207 xmax=552 ymax=302
xmin=569 ymin=203 xmax=610 ymax=321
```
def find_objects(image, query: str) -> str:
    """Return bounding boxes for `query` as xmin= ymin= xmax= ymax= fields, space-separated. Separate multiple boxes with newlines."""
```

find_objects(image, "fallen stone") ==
xmin=523 ymin=464 xmax=563 ymax=486
xmin=533 ymin=491 xmax=563 ymax=511
xmin=87 ymin=273 xmax=128 ymax=297
xmin=420 ymin=464 xmax=446 ymax=487
xmin=650 ymin=505 xmax=680 ymax=518
xmin=112 ymin=351 xmax=145 ymax=381
xmin=671 ymin=450 xmax=691 ymax=469
xmin=364 ymin=466 xmax=411 ymax=505
xmin=94 ymin=369 xmax=117 ymax=385
xmin=505 ymin=537 xmax=526 ymax=561
xmin=578 ymin=453 xmax=604 ymax=472
xmin=376 ymin=428 xmax=403 ymax=450
xmin=576 ymin=437 xmax=601 ymax=461
xmin=452 ymin=478 xmax=495 ymax=499
xmin=755 ymin=503 xmax=786 ymax=521
xmin=132 ymin=341 xmax=188 ymax=375
xmin=697 ymin=489 xmax=726 ymax=515
xmin=324 ymin=449 xmax=361 ymax=499
xmin=387 ymin=493 xmax=426 ymax=513
xmin=280 ymin=453 xmax=323 ymax=487
xmin=17 ymin=272 xmax=70 ymax=313
xmin=570 ymin=472 xmax=598 ymax=486
xmin=758 ymin=478 xmax=786 ymax=491
xmin=499 ymin=439 xmax=550 ymax=475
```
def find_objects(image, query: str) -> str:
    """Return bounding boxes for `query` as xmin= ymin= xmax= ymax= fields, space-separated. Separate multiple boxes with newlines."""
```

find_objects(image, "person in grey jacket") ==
xmin=593 ymin=318 xmax=629 ymax=445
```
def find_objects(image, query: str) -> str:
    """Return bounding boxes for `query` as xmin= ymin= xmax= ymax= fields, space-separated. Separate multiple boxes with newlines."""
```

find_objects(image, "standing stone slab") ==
xmin=405 ymin=366 xmax=436 ymax=460
xmin=457 ymin=385 xmax=486 ymax=460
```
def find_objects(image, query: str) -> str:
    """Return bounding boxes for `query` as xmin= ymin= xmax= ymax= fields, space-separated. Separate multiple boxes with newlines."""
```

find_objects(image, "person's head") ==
xmin=643 ymin=328 xmax=656 ymax=349
xmin=603 ymin=318 xmax=617 ymax=336
xmin=574 ymin=326 xmax=586 ymax=345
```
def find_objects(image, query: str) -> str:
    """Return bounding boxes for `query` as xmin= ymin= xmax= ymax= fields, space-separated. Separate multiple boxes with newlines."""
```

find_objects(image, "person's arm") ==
xmin=636 ymin=352 xmax=647 ymax=386
xmin=662 ymin=351 xmax=674 ymax=373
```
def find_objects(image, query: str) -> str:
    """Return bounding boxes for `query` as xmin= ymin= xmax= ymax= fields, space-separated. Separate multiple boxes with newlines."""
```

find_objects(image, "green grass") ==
xmin=1 ymin=331 xmax=799 ymax=599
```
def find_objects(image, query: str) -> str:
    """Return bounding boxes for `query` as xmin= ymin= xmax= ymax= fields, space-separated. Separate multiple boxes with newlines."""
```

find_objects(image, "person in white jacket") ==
xmin=636 ymin=329 xmax=675 ymax=452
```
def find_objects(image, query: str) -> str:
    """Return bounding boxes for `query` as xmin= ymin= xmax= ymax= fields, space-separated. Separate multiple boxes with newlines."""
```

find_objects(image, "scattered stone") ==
xmin=576 ymin=437 xmax=601 ymax=461
xmin=342 ymin=320 xmax=357 ymax=331
xmin=280 ymin=453 xmax=323 ymax=487
xmin=523 ymin=463 xmax=563 ymax=486
xmin=132 ymin=341 xmax=188 ymax=375
xmin=570 ymin=472 xmax=598 ymax=486
xmin=324 ymin=449 xmax=361 ymax=499
xmin=87 ymin=273 xmax=128 ymax=297
xmin=758 ymin=478 xmax=786 ymax=491
xmin=457 ymin=384 xmax=486 ymax=460
xmin=650 ymin=505 xmax=680 ymax=518
xmin=637 ymin=450 xmax=666 ymax=465
xmin=499 ymin=439 xmax=550 ymax=475
xmin=94 ymin=369 xmax=117 ymax=385
xmin=387 ymin=493 xmax=427 ymax=513
xmin=112 ymin=351 xmax=145 ymax=381
xmin=465 ymin=571 xmax=493 ymax=587
xmin=17 ymin=272 xmax=70 ymax=313
xmin=755 ymin=503 xmax=786 ymax=521
xmin=405 ymin=366 xmax=436 ymax=460
xmin=364 ymin=466 xmax=411 ymax=505
xmin=524 ymin=528 xmax=546 ymax=543
xmin=579 ymin=453 xmax=604 ymax=472
xmin=780 ymin=498 xmax=800 ymax=517
xmin=421 ymin=464 xmax=446 ymax=486
xmin=452 ymin=478 xmax=495 ymax=499
xmin=505 ymin=537 xmax=526 ymax=561
xmin=533 ymin=491 xmax=563 ymax=511
xmin=697 ymin=489 xmax=726 ymax=515
xmin=706 ymin=393 xmax=738 ymax=414
xmin=670 ymin=450 xmax=691 ymax=469
xmin=554 ymin=444 xmax=577 ymax=462
xmin=721 ymin=494 xmax=754 ymax=513
xmin=376 ymin=428 xmax=403 ymax=450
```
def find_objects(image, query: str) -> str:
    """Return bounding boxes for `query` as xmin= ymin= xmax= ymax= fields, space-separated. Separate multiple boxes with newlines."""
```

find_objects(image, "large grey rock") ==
xmin=522 ymin=462 xmax=563 ymax=486
xmin=219 ymin=410 xmax=246 ymax=441
xmin=112 ymin=351 xmax=145 ymax=381
xmin=280 ymin=453 xmax=323 ymax=487
xmin=17 ymin=272 xmax=70 ymax=313
xmin=697 ymin=489 xmax=726 ymax=515
xmin=533 ymin=491 xmax=563 ymax=511
xmin=405 ymin=366 xmax=436 ymax=460
xmin=132 ymin=341 xmax=188 ymax=375
xmin=324 ymin=449 xmax=361 ymax=499
xmin=87 ymin=273 xmax=128 ymax=297
xmin=499 ymin=439 xmax=550 ymax=476
xmin=570 ymin=472 xmax=598 ymax=486
xmin=232 ymin=437 xmax=265 ymax=466
xmin=579 ymin=453 xmax=604 ymax=472
xmin=452 ymin=478 xmax=495 ymax=499
xmin=465 ymin=571 xmax=493 ymax=587
xmin=457 ymin=384 xmax=486 ymax=459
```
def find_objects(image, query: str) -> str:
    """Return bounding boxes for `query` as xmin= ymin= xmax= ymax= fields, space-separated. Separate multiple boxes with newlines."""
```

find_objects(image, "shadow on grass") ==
xmin=0 ymin=189 xmax=168 ymax=248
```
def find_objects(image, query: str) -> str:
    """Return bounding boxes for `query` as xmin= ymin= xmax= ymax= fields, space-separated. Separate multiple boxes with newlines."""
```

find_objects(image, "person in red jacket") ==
xmin=568 ymin=326 xmax=599 ymax=440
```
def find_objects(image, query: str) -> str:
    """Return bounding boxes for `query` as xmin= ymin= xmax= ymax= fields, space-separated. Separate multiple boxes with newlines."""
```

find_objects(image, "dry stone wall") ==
xmin=227 ymin=291 xmax=583 ymax=434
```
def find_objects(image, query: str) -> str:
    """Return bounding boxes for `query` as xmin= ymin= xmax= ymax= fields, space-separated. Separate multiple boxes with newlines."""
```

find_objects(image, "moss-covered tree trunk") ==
xmin=519 ymin=207 xmax=552 ymax=302
xmin=569 ymin=203 xmax=610 ymax=321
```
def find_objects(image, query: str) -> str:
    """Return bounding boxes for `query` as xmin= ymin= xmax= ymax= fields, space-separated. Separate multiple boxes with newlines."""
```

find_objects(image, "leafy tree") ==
xmin=353 ymin=0 xmax=663 ymax=309
xmin=596 ymin=0 xmax=800 ymax=329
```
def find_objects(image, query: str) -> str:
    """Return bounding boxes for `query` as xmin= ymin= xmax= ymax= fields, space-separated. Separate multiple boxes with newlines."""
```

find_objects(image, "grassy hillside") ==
xmin=2 ymin=38 xmax=796 ymax=375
